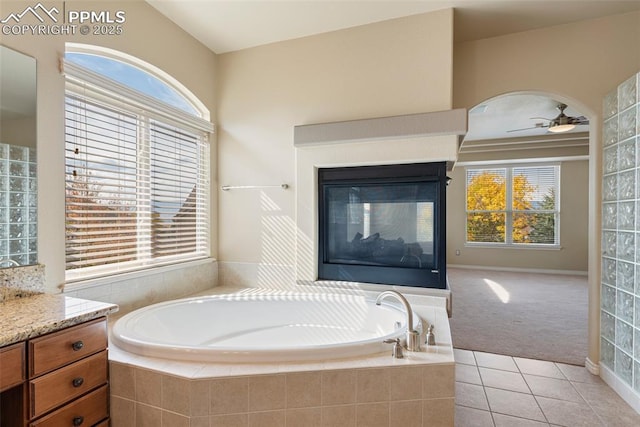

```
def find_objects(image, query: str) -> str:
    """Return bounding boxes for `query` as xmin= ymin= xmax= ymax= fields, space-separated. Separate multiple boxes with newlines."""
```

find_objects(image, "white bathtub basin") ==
xmin=111 ymin=293 xmax=411 ymax=362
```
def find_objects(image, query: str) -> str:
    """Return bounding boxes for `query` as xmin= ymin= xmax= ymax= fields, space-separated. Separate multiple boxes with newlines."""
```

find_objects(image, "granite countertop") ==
xmin=0 ymin=293 xmax=119 ymax=347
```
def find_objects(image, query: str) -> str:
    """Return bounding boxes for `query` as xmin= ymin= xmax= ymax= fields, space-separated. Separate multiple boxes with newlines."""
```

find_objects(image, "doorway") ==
xmin=447 ymin=92 xmax=591 ymax=365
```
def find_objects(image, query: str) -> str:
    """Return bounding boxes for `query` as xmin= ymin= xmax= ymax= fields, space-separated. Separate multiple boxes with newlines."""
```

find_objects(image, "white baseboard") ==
xmin=447 ymin=264 xmax=588 ymax=276
xmin=585 ymin=357 xmax=600 ymax=375
xmin=600 ymin=364 xmax=640 ymax=415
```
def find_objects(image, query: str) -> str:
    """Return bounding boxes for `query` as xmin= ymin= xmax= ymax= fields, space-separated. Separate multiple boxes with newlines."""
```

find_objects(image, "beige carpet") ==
xmin=448 ymin=267 xmax=588 ymax=366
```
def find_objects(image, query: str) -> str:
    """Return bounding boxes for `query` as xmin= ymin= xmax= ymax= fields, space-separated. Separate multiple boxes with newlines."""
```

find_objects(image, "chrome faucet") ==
xmin=376 ymin=290 xmax=421 ymax=352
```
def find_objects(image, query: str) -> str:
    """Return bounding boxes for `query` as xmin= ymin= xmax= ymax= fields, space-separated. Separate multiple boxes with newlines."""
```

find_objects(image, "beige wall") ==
xmin=1 ymin=117 xmax=37 ymax=148
xmin=454 ymin=11 xmax=640 ymax=116
xmin=447 ymin=159 xmax=589 ymax=272
xmin=453 ymin=10 xmax=640 ymax=370
xmin=217 ymin=9 xmax=454 ymax=267
xmin=0 ymin=0 xmax=217 ymax=293
xmin=452 ymin=11 xmax=640 ymax=273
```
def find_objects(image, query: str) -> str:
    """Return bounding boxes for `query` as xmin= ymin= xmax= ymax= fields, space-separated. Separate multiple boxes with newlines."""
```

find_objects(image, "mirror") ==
xmin=0 ymin=45 xmax=37 ymax=267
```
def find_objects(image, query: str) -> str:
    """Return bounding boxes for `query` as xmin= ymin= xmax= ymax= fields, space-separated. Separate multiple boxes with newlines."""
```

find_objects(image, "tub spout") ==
xmin=375 ymin=290 xmax=420 ymax=352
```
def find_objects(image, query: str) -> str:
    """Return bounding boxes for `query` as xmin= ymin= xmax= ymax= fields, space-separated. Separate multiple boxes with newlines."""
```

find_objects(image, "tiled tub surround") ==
xmin=108 ymin=287 xmax=454 ymax=426
xmin=63 ymin=258 xmax=218 ymax=315
xmin=601 ymin=71 xmax=640 ymax=413
xmin=0 ymin=263 xmax=44 ymax=301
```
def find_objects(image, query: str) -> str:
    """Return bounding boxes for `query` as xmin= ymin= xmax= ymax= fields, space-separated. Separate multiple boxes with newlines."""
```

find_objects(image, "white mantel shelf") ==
xmin=293 ymin=108 xmax=467 ymax=146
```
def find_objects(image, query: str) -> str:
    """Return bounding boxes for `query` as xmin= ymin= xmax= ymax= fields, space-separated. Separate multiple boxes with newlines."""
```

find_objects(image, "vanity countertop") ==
xmin=0 ymin=293 xmax=118 ymax=347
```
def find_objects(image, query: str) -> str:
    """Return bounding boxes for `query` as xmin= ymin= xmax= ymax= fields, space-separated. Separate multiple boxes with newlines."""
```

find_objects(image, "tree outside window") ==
xmin=466 ymin=165 xmax=559 ymax=246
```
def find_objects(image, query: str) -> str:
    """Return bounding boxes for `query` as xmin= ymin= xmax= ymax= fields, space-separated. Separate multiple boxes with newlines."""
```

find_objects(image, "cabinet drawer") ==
xmin=0 ymin=342 xmax=25 ymax=392
xmin=29 ymin=384 xmax=108 ymax=427
xmin=29 ymin=318 xmax=107 ymax=377
xmin=94 ymin=420 xmax=109 ymax=427
xmin=30 ymin=351 xmax=108 ymax=418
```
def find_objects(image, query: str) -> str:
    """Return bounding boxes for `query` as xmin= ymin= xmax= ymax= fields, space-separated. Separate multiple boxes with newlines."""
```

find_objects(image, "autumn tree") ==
xmin=467 ymin=170 xmax=540 ymax=243
xmin=466 ymin=171 xmax=507 ymax=242
xmin=511 ymin=174 xmax=536 ymax=243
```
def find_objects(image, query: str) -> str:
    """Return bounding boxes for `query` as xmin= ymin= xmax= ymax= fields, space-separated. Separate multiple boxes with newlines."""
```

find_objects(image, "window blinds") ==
xmin=465 ymin=165 xmax=559 ymax=245
xmin=65 ymin=92 xmax=209 ymax=281
xmin=149 ymin=120 xmax=208 ymax=258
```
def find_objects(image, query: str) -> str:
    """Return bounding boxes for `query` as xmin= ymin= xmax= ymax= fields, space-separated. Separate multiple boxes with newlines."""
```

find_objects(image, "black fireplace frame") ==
xmin=318 ymin=162 xmax=447 ymax=289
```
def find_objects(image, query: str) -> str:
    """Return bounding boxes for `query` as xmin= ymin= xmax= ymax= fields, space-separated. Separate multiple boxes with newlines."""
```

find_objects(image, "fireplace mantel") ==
xmin=293 ymin=108 xmax=460 ymax=288
xmin=293 ymin=108 xmax=467 ymax=146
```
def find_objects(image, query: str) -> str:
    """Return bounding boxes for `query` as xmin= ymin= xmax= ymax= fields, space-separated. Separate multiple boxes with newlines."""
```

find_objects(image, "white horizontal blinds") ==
xmin=511 ymin=166 xmax=558 ymax=211
xmin=64 ymin=51 xmax=211 ymax=281
xmin=465 ymin=165 xmax=560 ymax=245
xmin=511 ymin=165 xmax=559 ymax=245
xmin=65 ymin=95 xmax=139 ymax=270
xmin=149 ymin=120 xmax=208 ymax=259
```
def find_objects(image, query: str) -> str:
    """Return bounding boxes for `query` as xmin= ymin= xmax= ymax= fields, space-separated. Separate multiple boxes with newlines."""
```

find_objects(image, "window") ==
xmin=466 ymin=164 xmax=560 ymax=246
xmin=64 ymin=45 xmax=212 ymax=281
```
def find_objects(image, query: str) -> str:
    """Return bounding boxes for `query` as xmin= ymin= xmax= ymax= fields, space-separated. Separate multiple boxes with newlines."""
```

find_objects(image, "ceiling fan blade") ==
xmin=570 ymin=116 xmax=589 ymax=125
xmin=530 ymin=116 xmax=553 ymax=121
xmin=507 ymin=124 xmax=548 ymax=133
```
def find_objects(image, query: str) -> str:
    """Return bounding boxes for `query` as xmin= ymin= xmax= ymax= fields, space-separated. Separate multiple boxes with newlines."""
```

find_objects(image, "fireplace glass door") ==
xmin=325 ymin=183 xmax=436 ymax=269
xmin=318 ymin=162 xmax=447 ymax=289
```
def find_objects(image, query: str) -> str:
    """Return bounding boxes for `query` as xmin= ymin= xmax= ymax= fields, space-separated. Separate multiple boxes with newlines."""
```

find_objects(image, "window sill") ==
xmin=63 ymin=257 xmax=216 ymax=292
xmin=464 ymin=243 xmax=562 ymax=251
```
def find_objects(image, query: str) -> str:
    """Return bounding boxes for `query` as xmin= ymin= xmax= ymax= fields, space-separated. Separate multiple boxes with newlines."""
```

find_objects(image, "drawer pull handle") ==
xmin=72 ymin=416 xmax=84 ymax=426
xmin=72 ymin=377 xmax=84 ymax=387
xmin=71 ymin=340 xmax=84 ymax=351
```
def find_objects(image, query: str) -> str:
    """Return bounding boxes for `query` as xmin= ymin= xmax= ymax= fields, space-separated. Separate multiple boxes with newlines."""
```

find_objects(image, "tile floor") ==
xmin=453 ymin=349 xmax=640 ymax=427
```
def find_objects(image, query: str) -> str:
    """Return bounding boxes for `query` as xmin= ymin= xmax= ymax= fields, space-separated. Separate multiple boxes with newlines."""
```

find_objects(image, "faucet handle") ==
xmin=425 ymin=324 xmax=436 ymax=346
xmin=383 ymin=338 xmax=404 ymax=359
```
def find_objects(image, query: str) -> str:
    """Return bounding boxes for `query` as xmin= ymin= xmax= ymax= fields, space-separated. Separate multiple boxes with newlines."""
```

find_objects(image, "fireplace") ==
xmin=318 ymin=162 xmax=447 ymax=289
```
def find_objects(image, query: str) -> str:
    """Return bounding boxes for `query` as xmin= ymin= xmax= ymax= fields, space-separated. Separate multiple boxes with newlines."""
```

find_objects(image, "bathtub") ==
xmin=111 ymin=293 xmax=415 ymax=363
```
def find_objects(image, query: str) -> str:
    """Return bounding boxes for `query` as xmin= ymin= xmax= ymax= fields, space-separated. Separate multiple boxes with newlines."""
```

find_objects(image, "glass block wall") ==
xmin=0 ymin=143 xmax=37 ymax=266
xmin=601 ymin=71 xmax=640 ymax=393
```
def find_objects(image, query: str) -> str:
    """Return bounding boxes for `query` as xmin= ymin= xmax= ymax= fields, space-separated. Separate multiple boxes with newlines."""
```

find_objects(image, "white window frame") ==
xmin=63 ymin=46 xmax=213 ymax=283
xmin=465 ymin=162 xmax=561 ymax=249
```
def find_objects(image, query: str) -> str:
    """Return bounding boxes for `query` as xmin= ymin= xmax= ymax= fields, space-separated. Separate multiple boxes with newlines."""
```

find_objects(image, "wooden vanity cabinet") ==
xmin=0 ymin=342 xmax=28 ymax=426
xmin=0 ymin=317 xmax=110 ymax=427
xmin=1 ymin=342 xmax=26 ymax=391
xmin=29 ymin=319 xmax=108 ymax=378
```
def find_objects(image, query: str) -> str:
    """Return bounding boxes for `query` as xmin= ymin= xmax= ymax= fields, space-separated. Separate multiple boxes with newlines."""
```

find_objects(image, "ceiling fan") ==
xmin=507 ymin=103 xmax=589 ymax=133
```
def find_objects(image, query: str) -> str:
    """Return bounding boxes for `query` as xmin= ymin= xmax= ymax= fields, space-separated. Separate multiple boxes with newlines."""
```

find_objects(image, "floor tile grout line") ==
xmin=531 ymin=393 xmax=606 ymax=427
xmin=488 ymin=406 xmax=497 ymax=427
xmin=551 ymin=361 xmax=571 ymax=382
xmin=454 ymin=404 xmax=496 ymax=427
xmin=455 ymin=402 xmax=492 ymax=412
xmin=512 ymin=354 xmax=551 ymax=425
xmin=504 ymin=357 xmax=551 ymax=425
xmin=474 ymin=354 xmax=497 ymax=426
xmin=456 ymin=349 xmax=640 ymax=426
xmin=474 ymin=358 xmax=551 ymax=425
xmin=491 ymin=410 xmax=556 ymax=426
xmin=563 ymin=376 xmax=609 ymax=427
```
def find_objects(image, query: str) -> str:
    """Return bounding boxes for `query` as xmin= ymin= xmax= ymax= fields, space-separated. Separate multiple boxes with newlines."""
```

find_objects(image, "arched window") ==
xmin=63 ymin=44 xmax=212 ymax=281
